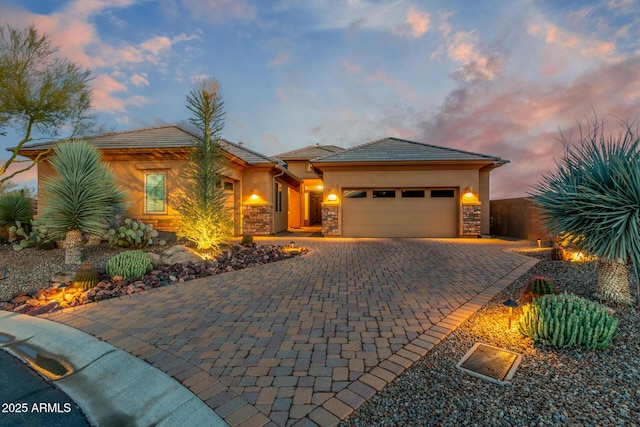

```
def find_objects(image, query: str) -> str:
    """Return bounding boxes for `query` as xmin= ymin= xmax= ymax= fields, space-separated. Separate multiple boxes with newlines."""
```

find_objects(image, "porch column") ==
xmin=242 ymin=204 xmax=274 ymax=235
xmin=321 ymin=203 xmax=339 ymax=236
xmin=462 ymin=203 xmax=482 ymax=237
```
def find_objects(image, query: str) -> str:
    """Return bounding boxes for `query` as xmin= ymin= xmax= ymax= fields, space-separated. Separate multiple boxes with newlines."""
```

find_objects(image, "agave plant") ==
xmin=532 ymin=116 xmax=640 ymax=305
xmin=39 ymin=140 xmax=127 ymax=265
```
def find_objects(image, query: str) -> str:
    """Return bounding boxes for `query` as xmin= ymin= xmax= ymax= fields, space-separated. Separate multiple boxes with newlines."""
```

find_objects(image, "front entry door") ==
xmin=309 ymin=191 xmax=322 ymax=225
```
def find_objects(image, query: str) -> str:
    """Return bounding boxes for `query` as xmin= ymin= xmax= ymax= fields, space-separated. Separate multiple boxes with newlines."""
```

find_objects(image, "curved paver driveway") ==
xmin=47 ymin=238 xmax=537 ymax=427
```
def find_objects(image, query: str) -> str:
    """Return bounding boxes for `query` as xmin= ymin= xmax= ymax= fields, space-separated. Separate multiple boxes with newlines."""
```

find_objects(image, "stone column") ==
xmin=321 ymin=204 xmax=339 ymax=236
xmin=242 ymin=204 xmax=273 ymax=235
xmin=462 ymin=204 xmax=482 ymax=237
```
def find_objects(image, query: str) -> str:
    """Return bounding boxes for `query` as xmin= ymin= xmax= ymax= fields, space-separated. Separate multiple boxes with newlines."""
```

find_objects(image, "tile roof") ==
xmin=311 ymin=137 xmax=508 ymax=164
xmin=275 ymin=145 xmax=345 ymax=160
xmin=14 ymin=124 xmax=284 ymax=166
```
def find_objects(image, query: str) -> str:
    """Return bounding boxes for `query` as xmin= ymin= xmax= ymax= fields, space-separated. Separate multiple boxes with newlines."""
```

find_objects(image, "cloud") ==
xmin=179 ymin=0 xmax=256 ymax=22
xmin=291 ymin=0 xmax=431 ymax=38
xmin=528 ymin=21 xmax=617 ymax=61
xmin=130 ymin=73 xmax=150 ymax=87
xmin=92 ymin=74 xmax=128 ymax=113
xmin=417 ymin=55 xmax=640 ymax=199
xmin=445 ymin=31 xmax=502 ymax=80
xmin=405 ymin=6 xmax=430 ymax=38
xmin=268 ymin=51 xmax=293 ymax=68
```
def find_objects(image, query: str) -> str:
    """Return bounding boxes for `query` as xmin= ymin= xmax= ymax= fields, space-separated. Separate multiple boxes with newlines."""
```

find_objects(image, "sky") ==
xmin=1 ymin=0 xmax=639 ymax=199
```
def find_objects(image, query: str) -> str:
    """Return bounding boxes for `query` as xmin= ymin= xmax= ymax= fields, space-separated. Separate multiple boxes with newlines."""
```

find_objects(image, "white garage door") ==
xmin=341 ymin=188 xmax=459 ymax=238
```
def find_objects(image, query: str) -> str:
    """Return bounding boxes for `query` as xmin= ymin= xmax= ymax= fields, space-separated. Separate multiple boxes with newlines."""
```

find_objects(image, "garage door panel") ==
xmin=342 ymin=188 xmax=458 ymax=237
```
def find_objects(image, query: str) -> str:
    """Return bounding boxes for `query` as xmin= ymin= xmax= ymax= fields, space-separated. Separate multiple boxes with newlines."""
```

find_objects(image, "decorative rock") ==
xmin=161 ymin=245 xmax=202 ymax=265
xmin=51 ymin=271 xmax=76 ymax=285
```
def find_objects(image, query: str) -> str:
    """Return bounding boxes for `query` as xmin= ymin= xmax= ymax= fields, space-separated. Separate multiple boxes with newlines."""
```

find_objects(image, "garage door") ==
xmin=341 ymin=188 xmax=458 ymax=237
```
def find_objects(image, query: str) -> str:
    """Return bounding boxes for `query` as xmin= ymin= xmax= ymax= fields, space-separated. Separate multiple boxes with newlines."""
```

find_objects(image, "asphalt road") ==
xmin=0 ymin=350 xmax=89 ymax=427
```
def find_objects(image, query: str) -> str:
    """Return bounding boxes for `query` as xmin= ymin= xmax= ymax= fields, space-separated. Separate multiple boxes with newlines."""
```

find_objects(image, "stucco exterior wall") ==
xmin=36 ymin=153 xmax=284 ymax=235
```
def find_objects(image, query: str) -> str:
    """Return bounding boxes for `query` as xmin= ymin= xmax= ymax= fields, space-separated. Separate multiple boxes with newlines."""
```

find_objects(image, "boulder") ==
xmin=160 ymin=245 xmax=202 ymax=265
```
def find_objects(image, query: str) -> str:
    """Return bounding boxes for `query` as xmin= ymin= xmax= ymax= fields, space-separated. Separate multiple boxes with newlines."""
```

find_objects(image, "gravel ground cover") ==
xmin=342 ymin=248 xmax=640 ymax=427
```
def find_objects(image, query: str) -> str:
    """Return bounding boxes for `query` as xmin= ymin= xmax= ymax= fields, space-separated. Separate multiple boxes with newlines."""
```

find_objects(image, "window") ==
xmin=275 ymin=182 xmax=283 ymax=213
xmin=373 ymin=190 xmax=396 ymax=198
xmin=402 ymin=189 xmax=425 ymax=198
xmin=431 ymin=189 xmax=455 ymax=198
xmin=344 ymin=190 xmax=367 ymax=198
xmin=145 ymin=173 xmax=166 ymax=213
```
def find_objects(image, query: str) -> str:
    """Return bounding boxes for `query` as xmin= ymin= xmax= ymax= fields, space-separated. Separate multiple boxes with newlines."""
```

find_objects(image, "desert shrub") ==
xmin=10 ymin=220 xmax=61 ymax=251
xmin=518 ymin=293 xmax=618 ymax=349
xmin=105 ymin=217 xmax=159 ymax=249
xmin=105 ymin=250 xmax=152 ymax=279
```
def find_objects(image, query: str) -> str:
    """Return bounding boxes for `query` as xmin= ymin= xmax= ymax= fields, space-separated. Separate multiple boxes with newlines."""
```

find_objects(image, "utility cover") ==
xmin=456 ymin=343 xmax=522 ymax=385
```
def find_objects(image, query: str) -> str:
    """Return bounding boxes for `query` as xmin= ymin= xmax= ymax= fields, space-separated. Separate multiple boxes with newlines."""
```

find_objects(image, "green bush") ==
xmin=105 ymin=217 xmax=159 ymax=249
xmin=518 ymin=293 xmax=618 ymax=349
xmin=105 ymin=250 xmax=152 ymax=279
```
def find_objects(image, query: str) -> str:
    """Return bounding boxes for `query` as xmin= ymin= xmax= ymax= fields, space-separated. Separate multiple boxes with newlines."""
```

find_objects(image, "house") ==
xmin=13 ymin=127 xmax=508 ymax=238
xmin=14 ymin=125 xmax=300 ymax=236
xmin=310 ymin=137 xmax=508 ymax=238
xmin=274 ymin=145 xmax=345 ymax=228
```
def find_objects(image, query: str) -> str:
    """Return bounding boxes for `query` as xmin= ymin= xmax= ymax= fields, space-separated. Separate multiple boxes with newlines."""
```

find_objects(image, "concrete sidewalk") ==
xmin=0 ymin=311 xmax=227 ymax=427
xmin=41 ymin=238 xmax=537 ymax=426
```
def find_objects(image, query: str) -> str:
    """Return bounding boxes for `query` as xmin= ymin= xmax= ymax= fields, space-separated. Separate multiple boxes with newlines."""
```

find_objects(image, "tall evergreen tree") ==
xmin=176 ymin=79 xmax=233 ymax=251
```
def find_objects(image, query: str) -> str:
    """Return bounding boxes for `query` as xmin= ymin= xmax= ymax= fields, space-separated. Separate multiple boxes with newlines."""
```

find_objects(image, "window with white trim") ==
xmin=145 ymin=173 xmax=166 ymax=213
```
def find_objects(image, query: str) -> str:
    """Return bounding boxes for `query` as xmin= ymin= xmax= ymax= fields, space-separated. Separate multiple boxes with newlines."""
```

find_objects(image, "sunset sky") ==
xmin=1 ymin=0 xmax=639 ymax=198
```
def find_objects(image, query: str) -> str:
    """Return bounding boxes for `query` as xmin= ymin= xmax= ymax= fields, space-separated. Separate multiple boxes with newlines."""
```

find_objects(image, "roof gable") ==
xmin=311 ymin=137 xmax=507 ymax=164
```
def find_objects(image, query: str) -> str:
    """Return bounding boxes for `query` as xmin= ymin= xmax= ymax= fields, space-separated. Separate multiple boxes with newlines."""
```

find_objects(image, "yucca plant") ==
xmin=176 ymin=79 xmax=234 ymax=251
xmin=39 ymin=140 xmax=127 ymax=265
xmin=0 ymin=191 xmax=32 ymax=229
xmin=532 ymin=116 xmax=640 ymax=305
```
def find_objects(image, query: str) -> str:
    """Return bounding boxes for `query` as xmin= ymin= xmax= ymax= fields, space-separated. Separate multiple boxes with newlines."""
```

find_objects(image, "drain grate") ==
xmin=456 ymin=343 xmax=522 ymax=385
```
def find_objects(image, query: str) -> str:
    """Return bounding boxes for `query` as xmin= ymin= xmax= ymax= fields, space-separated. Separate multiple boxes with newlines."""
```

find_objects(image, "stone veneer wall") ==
xmin=242 ymin=204 xmax=273 ymax=235
xmin=322 ymin=204 xmax=339 ymax=236
xmin=462 ymin=204 xmax=482 ymax=237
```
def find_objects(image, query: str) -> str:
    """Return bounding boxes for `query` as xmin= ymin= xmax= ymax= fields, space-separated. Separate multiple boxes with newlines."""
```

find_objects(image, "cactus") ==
xmin=74 ymin=262 xmax=99 ymax=291
xmin=105 ymin=250 xmax=153 ymax=279
xmin=549 ymin=245 xmax=566 ymax=261
xmin=518 ymin=292 xmax=619 ymax=349
xmin=520 ymin=275 xmax=558 ymax=303
xmin=241 ymin=234 xmax=254 ymax=247
xmin=105 ymin=217 xmax=159 ymax=249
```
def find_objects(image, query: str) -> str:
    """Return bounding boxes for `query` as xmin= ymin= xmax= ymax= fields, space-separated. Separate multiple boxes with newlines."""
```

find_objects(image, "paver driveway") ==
xmin=47 ymin=238 xmax=536 ymax=426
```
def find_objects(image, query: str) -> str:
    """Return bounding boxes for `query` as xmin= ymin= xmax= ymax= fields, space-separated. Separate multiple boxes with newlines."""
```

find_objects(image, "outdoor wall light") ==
xmin=503 ymin=298 xmax=519 ymax=329
xmin=327 ymin=193 xmax=338 ymax=202
xmin=249 ymin=189 xmax=259 ymax=200
xmin=463 ymin=187 xmax=474 ymax=197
